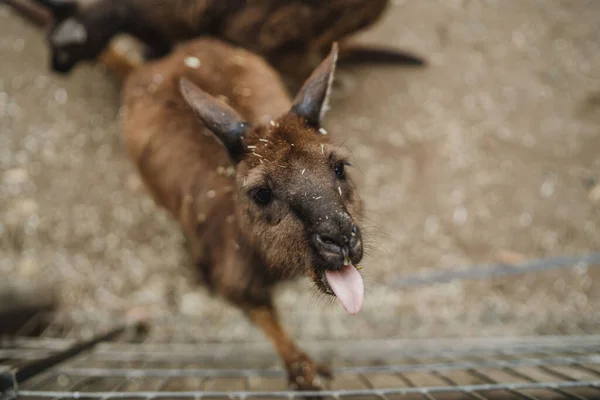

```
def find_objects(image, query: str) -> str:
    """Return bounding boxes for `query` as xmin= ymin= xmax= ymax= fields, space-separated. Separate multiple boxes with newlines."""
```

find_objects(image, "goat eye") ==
xmin=254 ymin=188 xmax=272 ymax=205
xmin=334 ymin=162 xmax=345 ymax=178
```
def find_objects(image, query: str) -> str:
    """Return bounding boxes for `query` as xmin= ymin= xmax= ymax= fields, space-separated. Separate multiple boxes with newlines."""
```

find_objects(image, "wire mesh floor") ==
xmin=1 ymin=316 xmax=599 ymax=400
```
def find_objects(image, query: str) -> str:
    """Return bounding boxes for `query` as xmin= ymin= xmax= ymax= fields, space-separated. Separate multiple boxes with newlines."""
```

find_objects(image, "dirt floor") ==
xmin=1 ymin=1 xmax=599 ymax=342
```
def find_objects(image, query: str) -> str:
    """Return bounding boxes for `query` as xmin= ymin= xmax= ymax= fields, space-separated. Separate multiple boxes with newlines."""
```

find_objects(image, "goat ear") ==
xmin=180 ymin=77 xmax=250 ymax=163
xmin=35 ymin=0 xmax=77 ymax=21
xmin=290 ymin=42 xmax=338 ymax=128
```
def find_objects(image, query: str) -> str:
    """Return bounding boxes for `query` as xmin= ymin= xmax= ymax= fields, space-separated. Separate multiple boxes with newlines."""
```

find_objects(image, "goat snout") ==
xmin=313 ymin=221 xmax=362 ymax=268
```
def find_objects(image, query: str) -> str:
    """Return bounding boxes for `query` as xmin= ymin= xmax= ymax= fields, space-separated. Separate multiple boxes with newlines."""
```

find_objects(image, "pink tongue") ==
xmin=325 ymin=264 xmax=364 ymax=315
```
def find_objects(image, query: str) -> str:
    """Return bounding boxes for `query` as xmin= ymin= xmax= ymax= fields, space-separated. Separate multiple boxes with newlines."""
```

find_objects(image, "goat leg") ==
xmin=245 ymin=305 xmax=332 ymax=393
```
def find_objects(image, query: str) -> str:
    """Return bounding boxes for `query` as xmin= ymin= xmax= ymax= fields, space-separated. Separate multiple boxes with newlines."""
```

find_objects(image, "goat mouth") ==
xmin=315 ymin=263 xmax=364 ymax=315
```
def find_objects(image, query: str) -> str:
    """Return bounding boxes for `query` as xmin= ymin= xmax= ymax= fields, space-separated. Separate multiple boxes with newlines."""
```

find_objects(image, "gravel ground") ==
xmin=1 ymin=1 xmax=599 ymax=342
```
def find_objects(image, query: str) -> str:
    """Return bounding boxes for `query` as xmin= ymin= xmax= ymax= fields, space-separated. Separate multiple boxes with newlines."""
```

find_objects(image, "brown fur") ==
xmin=121 ymin=38 xmax=365 ymax=392
xmin=14 ymin=0 xmax=424 ymax=87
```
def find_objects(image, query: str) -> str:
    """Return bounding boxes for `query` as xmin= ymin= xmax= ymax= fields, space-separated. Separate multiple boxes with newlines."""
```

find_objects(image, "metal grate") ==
xmin=389 ymin=252 xmax=600 ymax=288
xmin=2 ymin=315 xmax=600 ymax=400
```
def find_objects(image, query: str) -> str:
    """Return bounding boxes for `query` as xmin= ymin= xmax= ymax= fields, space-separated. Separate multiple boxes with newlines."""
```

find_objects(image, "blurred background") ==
xmin=1 ymin=0 xmax=599 ymax=342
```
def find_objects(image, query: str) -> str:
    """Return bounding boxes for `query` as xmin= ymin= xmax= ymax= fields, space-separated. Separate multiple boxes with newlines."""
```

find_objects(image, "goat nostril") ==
xmin=315 ymin=234 xmax=344 ymax=255
xmin=351 ymin=224 xmax=359 ymax=236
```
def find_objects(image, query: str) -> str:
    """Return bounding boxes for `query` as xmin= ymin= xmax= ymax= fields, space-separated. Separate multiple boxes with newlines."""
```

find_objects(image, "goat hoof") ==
xmin=286 ymin=354 xmax=331 ymax=399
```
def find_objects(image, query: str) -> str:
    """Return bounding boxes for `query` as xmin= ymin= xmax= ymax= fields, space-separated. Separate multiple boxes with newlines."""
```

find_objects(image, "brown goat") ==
xmin=13 ymin=0 xmax=424 ymax=87
xmin=121 ymin=39 xmax=366 ymax=392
